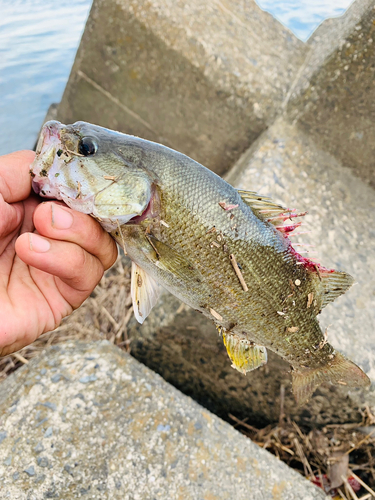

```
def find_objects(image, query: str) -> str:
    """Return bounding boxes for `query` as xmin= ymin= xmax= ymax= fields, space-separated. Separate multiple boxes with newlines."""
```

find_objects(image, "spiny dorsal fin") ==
xmin=238 ymin=189 xmax=286 ymax=221
xmin=222 ymin=331 xmax=267 ymax=374
xmin=320 ymin=269 xmax=355 ymax=309
xmin=131 ymin=261 xmax=162 ymax=324
xmin=238 ymin=189 xmax=302 ymax=227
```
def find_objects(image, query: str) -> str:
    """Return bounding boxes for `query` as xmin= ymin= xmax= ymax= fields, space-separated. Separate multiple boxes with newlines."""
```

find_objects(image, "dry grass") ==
xmin=230 ymin=399 xmax=375 ymax=499
xmin=1 ymin=253 xmax=374 ymax=499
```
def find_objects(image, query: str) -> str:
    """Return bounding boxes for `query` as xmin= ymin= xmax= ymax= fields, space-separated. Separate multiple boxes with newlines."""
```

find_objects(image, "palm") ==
xmin=0 ymin=151 xmax=117 ymax=356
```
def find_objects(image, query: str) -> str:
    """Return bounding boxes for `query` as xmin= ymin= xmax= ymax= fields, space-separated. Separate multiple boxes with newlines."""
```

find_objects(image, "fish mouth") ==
xmin=31 ymin=121 xmax=65 ymax=200
xmin=36 ymin=120 xmax=61 ymax=156
xmin=32 ymin=179 xmax=41 ymax=194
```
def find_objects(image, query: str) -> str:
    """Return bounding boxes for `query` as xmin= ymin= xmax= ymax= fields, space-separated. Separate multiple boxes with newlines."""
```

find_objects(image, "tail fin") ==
xmin=292 ymin=352 xmax=371 ymax=405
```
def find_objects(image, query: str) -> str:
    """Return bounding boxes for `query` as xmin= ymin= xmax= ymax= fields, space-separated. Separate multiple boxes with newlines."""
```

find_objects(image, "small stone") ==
xmin=37 ymin=456 xmax=49 ymax=468
xmin=79 ymin=374 xmax=97 ymax=384
xmin=64 ymin=464 xmax=74 ymax=475
xmin=0 ymin=431 xmax=7 ymax=444
xmin=24 ymin=466 xmax=36 ymax=476
xmin=44 ymin=427 xmax=53 ymax=438
xmin=157 ymin=424 xmax=171 ymax=432
xmin=295 ymin=279 xmax=301 ymax=286
xmin=51 ymin=374 xmax=62 ymax=383
xmin=12 ymin=472 xmax=19 ymax=481
xmin=35 ymin=474 xmax=46 ymax=484
xmin=41 ymin=402 xmax=57 ymax=411
xmin=33 ymin=442 xmax=44 ymax=454
xmin=40 ymin=368 xmax=47 ymax=375
xmin=35 ymin=417 xmax=49 ymax=428
xmin=3 ymin=456 xmax=12 ymax=466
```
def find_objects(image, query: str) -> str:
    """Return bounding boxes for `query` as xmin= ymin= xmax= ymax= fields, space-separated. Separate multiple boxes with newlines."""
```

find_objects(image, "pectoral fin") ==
xmin=131 ymin=261 xmax=162 ymax=324
xmin=222 ymin=332 xmax=267 ymax=374
xmin=146 ymin=235 xmax=202 ymax=283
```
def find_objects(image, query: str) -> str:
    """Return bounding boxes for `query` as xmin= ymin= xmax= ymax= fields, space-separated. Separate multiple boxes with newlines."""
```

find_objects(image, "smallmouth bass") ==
xmin=31 ymin=120 xmax=371 ymax=403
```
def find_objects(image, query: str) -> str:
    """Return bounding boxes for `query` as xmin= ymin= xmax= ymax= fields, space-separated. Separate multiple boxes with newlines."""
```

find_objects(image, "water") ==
xmin=256 ymin=0 xmax=354 ymax=41
xmin=0 ymin=0 xmax=92 ymax=155
xmin=0 ymin=0 xmax=354 ymax=156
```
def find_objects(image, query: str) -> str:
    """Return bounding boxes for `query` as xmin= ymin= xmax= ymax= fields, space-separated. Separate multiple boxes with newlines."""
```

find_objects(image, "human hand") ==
xmin=0 ymin=151 xmax=118 ymax=356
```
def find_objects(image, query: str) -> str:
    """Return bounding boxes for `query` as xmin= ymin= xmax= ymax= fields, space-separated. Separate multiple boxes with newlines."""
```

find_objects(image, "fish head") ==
xmin=31 ymin=120 xmax=153 ymax=230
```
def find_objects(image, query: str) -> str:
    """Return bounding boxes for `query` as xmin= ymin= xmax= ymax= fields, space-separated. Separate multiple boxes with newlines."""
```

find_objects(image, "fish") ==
xmin=30 ymin=120 xmax=371 ymax=404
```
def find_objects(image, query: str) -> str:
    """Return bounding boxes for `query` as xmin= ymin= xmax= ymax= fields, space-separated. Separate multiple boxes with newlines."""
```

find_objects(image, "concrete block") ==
xmin=286 ymin=0 xmax=375 ymax=187
xmin=0 ymin=341 xmax=327 ymax=499
xmin=57 ymin=0 xmax=305 ymax=175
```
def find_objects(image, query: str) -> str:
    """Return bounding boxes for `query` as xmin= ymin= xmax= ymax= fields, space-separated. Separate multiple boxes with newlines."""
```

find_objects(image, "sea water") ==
xmin=0 ymin=0 xmax=354 ymax=155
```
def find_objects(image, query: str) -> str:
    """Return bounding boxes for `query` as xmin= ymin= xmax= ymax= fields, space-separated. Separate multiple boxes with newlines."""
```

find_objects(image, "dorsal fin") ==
xmin=237 ymin=190 xmax=353 ymax=309
xmin=320 ymin=269 xmax=355 ymax=309
xmin=237 ymin=189 xmax=305 ymax=230
xmin=238 ymin=190 xmax=286 ymax=221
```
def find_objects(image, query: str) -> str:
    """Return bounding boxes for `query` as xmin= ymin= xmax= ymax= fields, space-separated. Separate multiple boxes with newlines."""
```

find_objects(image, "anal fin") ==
xmin=222 ymin=332 xmax=267 ymax=374
xmin=131 ymin=261 xmax=162 ymax=324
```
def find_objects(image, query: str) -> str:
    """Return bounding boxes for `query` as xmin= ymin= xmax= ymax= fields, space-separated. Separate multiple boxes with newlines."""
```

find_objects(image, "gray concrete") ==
xmin=0 ymin=341 xmax=327 ymax=500
xmin=287 ymin=0 xmax=375 ymax=187
xmin=57 ymin=0 xmax=305 ymax=175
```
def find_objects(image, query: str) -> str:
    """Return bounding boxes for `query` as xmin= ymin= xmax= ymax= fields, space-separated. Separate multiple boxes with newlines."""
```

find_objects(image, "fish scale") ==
xmin=132 ymin=174 xmax=328 ymax=362
xmin=30 ymin=120 xmax=371 ymax=403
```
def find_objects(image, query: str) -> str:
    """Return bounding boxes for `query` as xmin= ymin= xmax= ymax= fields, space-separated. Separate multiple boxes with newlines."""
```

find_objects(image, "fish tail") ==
xmin=292 ymin=352 xmax=370 ymax=405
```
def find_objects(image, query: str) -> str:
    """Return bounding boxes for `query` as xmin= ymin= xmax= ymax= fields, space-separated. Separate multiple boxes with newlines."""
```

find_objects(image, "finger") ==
xmin=15 ymin=233 xmax=105 ymax=309
xmin=0 ymin=195 xmax=23 ymax=244
xmin=0 ymin=196 xmax=39 ymax=287
xmin=33 ymin=201 xmax=118 ymax=270
xmin=0 ymin=150 xmax=35 ymax=202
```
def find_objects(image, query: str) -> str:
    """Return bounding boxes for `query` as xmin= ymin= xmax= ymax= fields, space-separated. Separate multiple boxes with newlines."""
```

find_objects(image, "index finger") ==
xmin=0 ymin=150 xmax=36 ymax=203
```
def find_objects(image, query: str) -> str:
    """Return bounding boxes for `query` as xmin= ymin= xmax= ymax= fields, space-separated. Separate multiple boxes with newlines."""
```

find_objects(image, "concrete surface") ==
xmin=287 ymin=0 xmax=375 ymax=187
xmin=57 ymin=0 xmax=305 ymax=175
xmin=0 ymin=341 xmax=327 ymax=500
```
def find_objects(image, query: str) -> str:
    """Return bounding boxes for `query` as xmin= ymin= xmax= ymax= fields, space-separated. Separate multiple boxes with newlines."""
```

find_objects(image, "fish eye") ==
xmin=78 ymin=137 xmax=97 ymax=156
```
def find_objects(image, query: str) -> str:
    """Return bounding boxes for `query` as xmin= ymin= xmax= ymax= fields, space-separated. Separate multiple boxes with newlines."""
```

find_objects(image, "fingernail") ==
xmin=51 ymin=204 xmax=73 ymax=229
xmin=29 ymin=234 xmax=51 ymax=253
